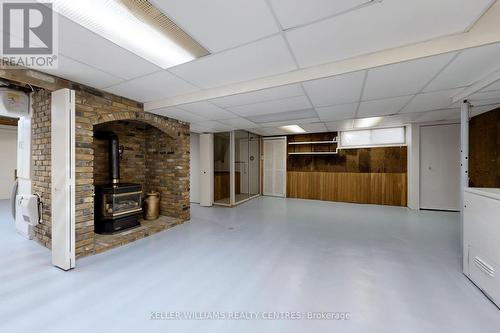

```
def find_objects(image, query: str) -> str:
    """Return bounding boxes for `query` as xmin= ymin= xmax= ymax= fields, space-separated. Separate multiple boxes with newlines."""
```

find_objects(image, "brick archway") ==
xmin=90 ymin=111 xmax=180 ymax=138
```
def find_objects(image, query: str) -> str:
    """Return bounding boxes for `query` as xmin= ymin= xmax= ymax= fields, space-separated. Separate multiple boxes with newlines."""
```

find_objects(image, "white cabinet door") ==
xmin=420 ymin=123 xmax=461 ymax=211
xmin=263 ymin=137 xmax=286 ymax=197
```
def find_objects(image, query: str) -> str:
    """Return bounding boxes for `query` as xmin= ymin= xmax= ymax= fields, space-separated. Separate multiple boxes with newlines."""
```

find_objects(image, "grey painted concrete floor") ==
xmin=0 ymin=198 xmax=499 ymax=333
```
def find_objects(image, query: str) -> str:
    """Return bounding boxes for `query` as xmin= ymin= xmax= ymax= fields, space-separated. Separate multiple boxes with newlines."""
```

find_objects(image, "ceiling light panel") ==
xmin=280 ymin=125 xmax=306 ymax=134
xmin=51 ymin=0 xmax=208 ymax=68
xmin=286 ymin=0 xmax=494 ymax=68
xmin=58 ymin=16 xmax=161 ymax=79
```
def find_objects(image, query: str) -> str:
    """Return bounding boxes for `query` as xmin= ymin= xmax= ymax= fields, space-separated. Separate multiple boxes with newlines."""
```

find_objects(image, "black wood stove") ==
xmin=94 ymin=131 xmax=142 ymax=234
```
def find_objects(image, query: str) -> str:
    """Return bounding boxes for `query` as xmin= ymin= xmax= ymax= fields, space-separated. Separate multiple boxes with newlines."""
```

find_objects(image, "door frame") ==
xmin=407 ymin=120 xmax=460 ymax=210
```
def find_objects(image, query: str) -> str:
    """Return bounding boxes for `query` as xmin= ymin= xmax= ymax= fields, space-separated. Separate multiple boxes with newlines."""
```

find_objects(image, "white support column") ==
xmin=51 ymin=89 xmax=76 ymax=271
xmin=460 ymin=100 xmax=470 ymax=262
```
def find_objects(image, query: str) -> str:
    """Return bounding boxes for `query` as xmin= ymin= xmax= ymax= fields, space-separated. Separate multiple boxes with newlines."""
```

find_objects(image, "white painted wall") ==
xmin=0 ymin=125 xmax=17 ymax=199
xmin=190 ymin=132 xmax=200 ymax=203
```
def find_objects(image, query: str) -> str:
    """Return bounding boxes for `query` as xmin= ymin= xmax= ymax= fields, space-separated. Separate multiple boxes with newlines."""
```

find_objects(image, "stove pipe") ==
xmin=95 ymin=131 xmax=120 ymax=184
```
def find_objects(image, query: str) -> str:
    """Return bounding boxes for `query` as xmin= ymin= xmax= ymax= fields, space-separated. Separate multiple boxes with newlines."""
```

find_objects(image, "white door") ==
xmin=199 ymin=133 xmax=214 ymax=207
xmin=420 ymin=123 xmax=461 ymax=211
xmin=263 ymin=137 xmax=286 ymax=197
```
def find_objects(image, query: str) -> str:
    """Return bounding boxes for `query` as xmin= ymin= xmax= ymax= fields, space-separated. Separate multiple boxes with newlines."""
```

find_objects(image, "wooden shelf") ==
xmin=288 ymin=140 xmax=337 ymax=145
xmin=288 ymin=151 xmax=338 ymax=155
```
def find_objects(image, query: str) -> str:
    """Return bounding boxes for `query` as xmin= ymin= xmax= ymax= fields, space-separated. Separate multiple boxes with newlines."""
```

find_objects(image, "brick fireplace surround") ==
xmin=31 ymin=88 xmax=190 ymax=258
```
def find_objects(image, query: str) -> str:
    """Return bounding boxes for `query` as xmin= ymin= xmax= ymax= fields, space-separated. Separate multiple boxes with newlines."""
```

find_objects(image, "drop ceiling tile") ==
xmin=247 ymin=109 xmax=317 ymax=124
xmin=228 ymin=95 xmax=312 ymax=117
xmin=299 ymin=122 xmax=329 ymax=133
xmin=286 ymin=0 xmax=493 ymax=68
xmin=177 ymin=102 xmax=235 ymax=120
xmin=211 ymin=84 xmax=304 ymax=108
xmin=169 ymin=35 xmax=297 ymax=88
xmin=218 ymin=118 xmax=258 ymax=129
xmin=363 ymin=53 xmax=457 ymax=100
xmin=400 ymin=88 xmax=462 ymax=114
xmin=376 ymin=114 xmax=421 ymax=127
xmin=469 ymin=90 xmax=500 ymax=103
xmin=58 ymin=16 xmax=160 ymax=80
xmin=191 ymin=121 xmax=233 ymax=132
xmin=316 ymin=103 xmax=357 ymax=122
xmin=43 ymin=55 xmax=124 ymax=89
xmin=482 ymin=80 xmax=500 ymax=92
xmin=425 ymin=43 xmax=500 ymax=92
xmin=151 ymin=107 xmax=207 ymax=123
xmin=325 ymin=120 xmax=354 ymax=131
xmin=269 ymin=0 xmax=366 ymax=29
xmin=150 ymin=0 xmax=279 ymax=52
xmin=414 ymin=109 xmax=460 ymax=122
xmin=104 ymin=71 xmax=199 ymax=103
xmin=358 ymin=96 xmax=414 ymax=117
xmin=259 ymin=118 xmax=320 ymax=128
xmin=303 ymin=71 xmax=365 ymax=107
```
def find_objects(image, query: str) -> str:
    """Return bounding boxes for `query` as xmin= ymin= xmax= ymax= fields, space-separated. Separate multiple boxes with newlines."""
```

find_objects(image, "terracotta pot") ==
xmin=144 ymin=191 xmax=160 ymax=220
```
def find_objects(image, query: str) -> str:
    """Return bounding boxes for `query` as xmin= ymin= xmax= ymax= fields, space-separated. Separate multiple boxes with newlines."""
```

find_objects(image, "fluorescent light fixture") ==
xmin=49 ymin=0 xmax=208 ymax=68
xmin=354 ymin=117 xmax=382 ymax=128
xmin=279 ymin=125 xmax=306 ymax=133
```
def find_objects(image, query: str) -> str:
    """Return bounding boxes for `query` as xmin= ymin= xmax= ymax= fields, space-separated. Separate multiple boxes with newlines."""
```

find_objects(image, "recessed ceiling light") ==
xmin=279 ymin=125 xmax=306 ymax=133
xmin=49 ymin=0 xmax=208 ymax=68
xmin=354 ymin=117 xmax=382 ymax=128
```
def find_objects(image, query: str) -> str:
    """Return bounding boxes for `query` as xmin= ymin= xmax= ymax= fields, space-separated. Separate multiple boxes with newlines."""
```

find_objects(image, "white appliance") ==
xmin=263 ymin=137 xmax=286 ymax=197
xmin=463 ymin=187 xmax=500 ymax=307
xmin=16 ymin=194 xmax=40 ymax=226
xmin=0 ymin=88 xmax=29 ymax=117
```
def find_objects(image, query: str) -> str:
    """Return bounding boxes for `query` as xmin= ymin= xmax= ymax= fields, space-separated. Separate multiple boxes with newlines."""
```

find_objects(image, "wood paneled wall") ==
xmin=214 ymin=171 xmax=240 ymax=201
xmin=285 ymin=133 xmax=407 ymax=206
xmin=287 ymin=172 xmax=407 ymax=206
xmin=469 ymin=107 xmax=500 ymax=188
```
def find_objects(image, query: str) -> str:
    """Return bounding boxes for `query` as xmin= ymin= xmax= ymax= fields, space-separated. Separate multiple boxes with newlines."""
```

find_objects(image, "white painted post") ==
xmin=460 ymin=100 xmax=470 ymax=263
xmin=51 ymin=89 xmax=76 ymax=270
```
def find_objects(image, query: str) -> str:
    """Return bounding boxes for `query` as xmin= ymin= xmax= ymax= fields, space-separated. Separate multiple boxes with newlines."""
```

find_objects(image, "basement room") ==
xmin=1 ymin=1 xmax=500 ymax=332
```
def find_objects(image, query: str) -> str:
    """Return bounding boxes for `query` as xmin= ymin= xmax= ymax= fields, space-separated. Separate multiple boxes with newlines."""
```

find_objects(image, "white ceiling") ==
xmin=13 ymin=0 xmax=500 ymax=134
